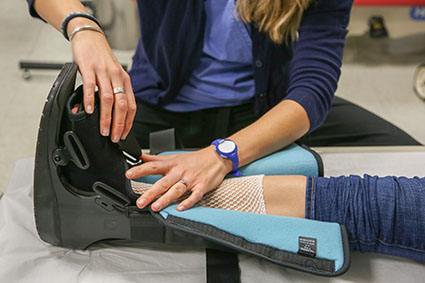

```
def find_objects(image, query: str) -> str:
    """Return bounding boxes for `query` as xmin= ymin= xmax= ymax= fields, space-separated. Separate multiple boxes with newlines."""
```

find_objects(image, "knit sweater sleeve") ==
xmin=284 ymin=0 xmax=353 ymax=132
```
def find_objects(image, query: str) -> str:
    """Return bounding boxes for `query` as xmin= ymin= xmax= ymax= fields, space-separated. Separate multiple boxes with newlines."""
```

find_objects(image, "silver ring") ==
xmin=179 ymin=179 xmax=188 ymax=189
xmin=113 ymin=87 xmax=125 ymax=94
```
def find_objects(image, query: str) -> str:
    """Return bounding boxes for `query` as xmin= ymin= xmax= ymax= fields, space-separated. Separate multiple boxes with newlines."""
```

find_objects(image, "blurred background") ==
xmin=0 ymin=0 xmax=424 ymax=194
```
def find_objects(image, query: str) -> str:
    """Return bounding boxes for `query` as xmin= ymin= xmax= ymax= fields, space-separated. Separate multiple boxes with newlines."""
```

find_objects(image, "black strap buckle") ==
xmin=53 ymin=131 xmax=90 ymax=170
xmin=93 ymin=181 xmax=131 ymax=212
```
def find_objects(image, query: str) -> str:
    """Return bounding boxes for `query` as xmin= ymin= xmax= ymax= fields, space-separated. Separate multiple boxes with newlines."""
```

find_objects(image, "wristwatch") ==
xmin=211 ymin=139 xmax=242 ymax=176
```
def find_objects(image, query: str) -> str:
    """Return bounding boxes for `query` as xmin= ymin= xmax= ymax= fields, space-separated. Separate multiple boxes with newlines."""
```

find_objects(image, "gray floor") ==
xmin=0 ymin=3 xmax=424 ymax=194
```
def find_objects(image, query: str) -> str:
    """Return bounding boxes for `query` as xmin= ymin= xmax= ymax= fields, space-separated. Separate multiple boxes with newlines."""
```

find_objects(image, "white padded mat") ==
xmin=317 ymin=146 xmax=425 ymax=178
xmin=1 ymin=150 xmax=425 ymax=283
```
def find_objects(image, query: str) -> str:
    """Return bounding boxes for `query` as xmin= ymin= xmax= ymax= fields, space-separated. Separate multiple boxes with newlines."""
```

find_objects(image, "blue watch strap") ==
xmin=211 ymin=139 xmax=242 ymax=176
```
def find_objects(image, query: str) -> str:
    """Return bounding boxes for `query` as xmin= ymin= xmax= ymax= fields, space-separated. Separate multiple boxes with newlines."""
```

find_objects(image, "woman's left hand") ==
xmin=126 ymin=146 xmax=233 ymax=212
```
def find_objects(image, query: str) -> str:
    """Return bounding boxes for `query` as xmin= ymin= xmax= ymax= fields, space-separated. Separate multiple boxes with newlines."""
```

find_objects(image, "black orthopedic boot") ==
xmin=59 ymin=85 xmax=142 ymax=206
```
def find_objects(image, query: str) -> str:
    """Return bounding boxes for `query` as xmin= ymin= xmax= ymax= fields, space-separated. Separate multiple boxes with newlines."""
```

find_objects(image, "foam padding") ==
xmin=137 ymin=144 xmax=321 ymax=184
xmin=158 ymin=204 xmax=346 ymax=274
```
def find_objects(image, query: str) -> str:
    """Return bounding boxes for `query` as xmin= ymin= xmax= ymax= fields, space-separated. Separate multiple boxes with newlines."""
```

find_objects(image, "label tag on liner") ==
xmin=298 ymin=236 xmax=317 ymax=258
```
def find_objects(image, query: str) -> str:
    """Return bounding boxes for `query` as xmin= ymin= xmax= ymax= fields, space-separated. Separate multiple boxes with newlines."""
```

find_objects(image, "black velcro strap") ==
xmin=206 ymin=248 xmax=240 ymax=283
xmin=118 ymin=130 xmax=142 ymax=160
xmin=149 ymin=128 xmax=184 ymax=154
xmin=149 ymin=128 xmax=177 ymax=154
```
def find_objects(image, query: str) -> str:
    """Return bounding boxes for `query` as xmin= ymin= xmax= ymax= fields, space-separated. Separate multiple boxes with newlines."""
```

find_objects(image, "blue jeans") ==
xmin=305 ymin=175 xmax=425 ymax=261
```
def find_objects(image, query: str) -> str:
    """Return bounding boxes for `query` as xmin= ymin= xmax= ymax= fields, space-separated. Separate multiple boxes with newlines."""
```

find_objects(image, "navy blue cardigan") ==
xmin=27 ymin=0 xmax=353 ymax=132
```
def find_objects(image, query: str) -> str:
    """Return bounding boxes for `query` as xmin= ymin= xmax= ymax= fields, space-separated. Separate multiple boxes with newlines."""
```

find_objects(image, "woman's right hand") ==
xmin=70 ymin=26 xmax=137 ymax=142
xmin=32 ymin=1 xmax=137 ymax=141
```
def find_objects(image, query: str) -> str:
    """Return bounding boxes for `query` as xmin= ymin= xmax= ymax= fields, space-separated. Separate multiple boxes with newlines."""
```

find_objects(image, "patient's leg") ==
xmin=262 ymin=175 xmax=306 ymax=217
xmin=265 ymin=174 xmax=425 ymax=261
xmin=132 ymin=174 xmax=425 ymax=261
xmin=308 ymin=175 xmax=425 ymax=261
xmin=132 ymin=175 xmax=307 ymax=216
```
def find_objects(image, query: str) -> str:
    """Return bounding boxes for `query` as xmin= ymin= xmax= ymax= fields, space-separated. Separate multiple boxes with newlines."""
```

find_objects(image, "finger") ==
xmin=110 ymin=91 xmax=127 ymax=143
xmin=136 ymin=175 xmax=178 ymax=208
xmin=151 ymin=181 xmax=188 ymax=212
xmin=122 ymin=75 xmax=137 ymax=140
xmin=71 ymin=104 xmax=80 ymax=114
xmin=141 ymin=154 xmax=170 ymax=162
xmin=126 ymin=161 xmax=166 ymax=179
xmin=81 ymin=70 xmax=96 ymax=114
xmin=96 ymin=73 xmax=114 ymax=137
xmin=177 ymin=186 xmax=205 ymax=211
xmin=110 ymin=69 xmax=128 ymax=142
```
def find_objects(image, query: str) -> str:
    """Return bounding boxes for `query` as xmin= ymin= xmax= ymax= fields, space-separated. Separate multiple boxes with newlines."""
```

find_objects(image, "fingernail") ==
xmin=126 ymin=170 xmax=133 ymax=177
xmin=112 ymin=135 xmax=119 ymax=143
xmin=86 ymin=105 xmax=93 ymax=114
xmin=153 ymin=203 xmax=162 ymax=211
xmin=122 ymin=133 xmax=128 ymax=140
xmin=137 ymin=198 xmax=146 ymax=208
xmin=177 ymin=205 xmax=185 ymax=211
xmin=102 ymin=128 xmax=109 ymax=136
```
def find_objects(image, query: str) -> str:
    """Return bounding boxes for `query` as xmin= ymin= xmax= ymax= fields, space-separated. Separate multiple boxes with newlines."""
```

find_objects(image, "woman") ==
xmin=27 ymin=0 xmax=420 ymax=212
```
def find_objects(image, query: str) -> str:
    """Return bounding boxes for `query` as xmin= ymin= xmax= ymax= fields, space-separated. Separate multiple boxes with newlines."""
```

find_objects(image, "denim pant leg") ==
xmin=305 ymin=175 xmax=425 ymax=261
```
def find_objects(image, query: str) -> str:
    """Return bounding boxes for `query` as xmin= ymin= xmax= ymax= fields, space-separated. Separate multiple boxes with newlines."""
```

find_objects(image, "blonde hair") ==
xmin=236 ymin=0 xmax=312 ymax=44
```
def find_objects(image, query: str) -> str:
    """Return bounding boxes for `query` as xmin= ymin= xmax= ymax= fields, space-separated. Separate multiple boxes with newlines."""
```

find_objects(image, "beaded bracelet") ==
xmin=61 ymin=12 xmax=102 ymax=41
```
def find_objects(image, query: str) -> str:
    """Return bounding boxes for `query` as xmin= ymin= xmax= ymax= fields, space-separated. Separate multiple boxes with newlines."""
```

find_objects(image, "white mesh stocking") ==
xmin=131 ymin=175 xmax=266 ymax=214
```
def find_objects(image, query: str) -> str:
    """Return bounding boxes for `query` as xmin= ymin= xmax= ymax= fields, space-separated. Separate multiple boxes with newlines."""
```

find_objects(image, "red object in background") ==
xmin=354 ymin=0 xmax=425 ymax=5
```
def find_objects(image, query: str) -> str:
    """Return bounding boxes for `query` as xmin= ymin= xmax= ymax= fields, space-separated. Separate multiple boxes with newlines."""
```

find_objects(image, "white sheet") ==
xmin=1 ymin=152 xmax=425 ymax=283
xmin=316 ymin=146 xmax=425 ymax=177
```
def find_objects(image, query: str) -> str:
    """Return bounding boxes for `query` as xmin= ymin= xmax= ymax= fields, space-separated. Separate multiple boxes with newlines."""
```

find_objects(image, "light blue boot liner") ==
xmin=152 ymin=204 xmax=350 ymax=276
xmin=137 ymin=143 xmax=323 ymax=184
xmin=140 ymin=144 xmax=350 ymax=276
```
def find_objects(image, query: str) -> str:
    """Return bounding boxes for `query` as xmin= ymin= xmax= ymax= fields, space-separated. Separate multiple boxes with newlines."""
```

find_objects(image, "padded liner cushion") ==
xmin=159 ymin=204 xmax=345 ymax=273
xmin=137 ymin=144 xmax=321 ymax=184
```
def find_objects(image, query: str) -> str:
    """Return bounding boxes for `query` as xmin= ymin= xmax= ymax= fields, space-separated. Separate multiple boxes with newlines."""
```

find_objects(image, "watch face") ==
xmin=218 ymin=140 xmax=236 ymax=154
